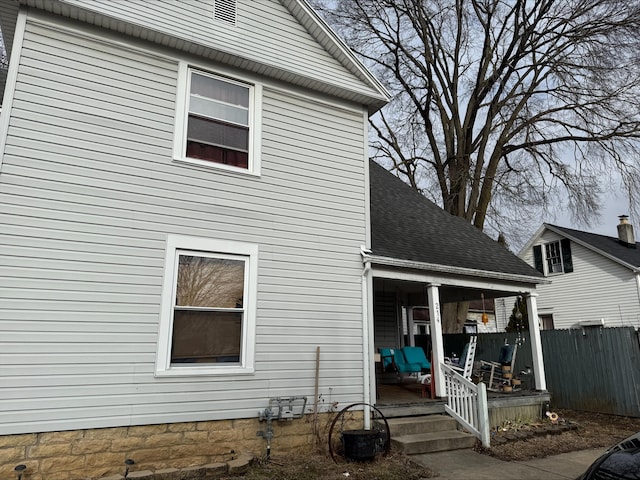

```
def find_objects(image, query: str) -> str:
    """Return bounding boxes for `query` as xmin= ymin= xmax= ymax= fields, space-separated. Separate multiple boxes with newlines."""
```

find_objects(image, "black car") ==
xmin=577 ymin=432 xmax=640 ymax=479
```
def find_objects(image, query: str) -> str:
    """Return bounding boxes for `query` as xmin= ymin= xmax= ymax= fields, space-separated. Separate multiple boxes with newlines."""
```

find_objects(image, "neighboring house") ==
xmin=0 ymin=0 xmax=389 ymax=477
xmin=496 ymin=217 xmax=640 ymax=330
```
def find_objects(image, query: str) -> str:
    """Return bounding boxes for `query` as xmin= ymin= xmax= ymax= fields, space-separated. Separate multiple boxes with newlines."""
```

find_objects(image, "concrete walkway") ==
xmin=412 ymin=448 xmax=604 ymax=480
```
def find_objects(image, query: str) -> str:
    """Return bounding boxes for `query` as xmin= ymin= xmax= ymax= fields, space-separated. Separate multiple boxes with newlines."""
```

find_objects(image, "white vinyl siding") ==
xmin=0 ymin=16 xmax=367 ymax=435
xmin=52 ymin=0 xmax=374 ymax=97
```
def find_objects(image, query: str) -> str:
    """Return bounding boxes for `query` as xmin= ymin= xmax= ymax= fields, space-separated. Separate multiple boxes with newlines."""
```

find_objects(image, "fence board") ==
xmin=467 ymin=328 xmax=640 ymax=417
xmin=541 ymin=327 xmax=640 ymax=416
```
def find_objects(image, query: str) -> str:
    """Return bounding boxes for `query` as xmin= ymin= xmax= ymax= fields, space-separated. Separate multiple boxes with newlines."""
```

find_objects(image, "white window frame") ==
xmin=544 ymin=240 xmax=564 ymax=275
xmin=173 ymin=62 xmax=262 ymax=176
xmin=155 ymin=235 xmax=258 ymax=376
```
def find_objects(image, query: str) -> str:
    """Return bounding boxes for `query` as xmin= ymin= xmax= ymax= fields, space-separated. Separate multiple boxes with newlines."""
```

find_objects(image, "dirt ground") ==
xmin=225 ymin=409 xmax=640 ymax=480
xmin=484 ymin=408 xmax=640 ymax=461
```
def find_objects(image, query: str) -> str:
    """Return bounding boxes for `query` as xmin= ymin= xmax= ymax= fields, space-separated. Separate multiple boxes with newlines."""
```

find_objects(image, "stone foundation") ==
xmin=0 ymin=413 xmax=336 ymax=480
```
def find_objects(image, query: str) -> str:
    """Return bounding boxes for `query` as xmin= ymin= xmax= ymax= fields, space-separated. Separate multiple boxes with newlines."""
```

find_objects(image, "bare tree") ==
xmin=316 ymin=0 xmax=640 ymax=245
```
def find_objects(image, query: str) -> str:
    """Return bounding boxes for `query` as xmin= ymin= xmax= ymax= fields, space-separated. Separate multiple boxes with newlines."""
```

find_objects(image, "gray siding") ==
xmin=373 ymin=291 xmax=399 ymax=350
xmin=0 ymin=16 xmax=368 ymax=434
xmin=54 ymin=0 xmax=374 ymax=97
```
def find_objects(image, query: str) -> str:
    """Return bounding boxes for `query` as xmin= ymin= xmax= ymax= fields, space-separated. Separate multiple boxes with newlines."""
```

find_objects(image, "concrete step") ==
xmin=385 ymin=415 xmax=458 ymax=437
xmin=376 ymin=402 xmax=446 ymax=418
xmin=392 ymin=429 xmax=477 ymax=454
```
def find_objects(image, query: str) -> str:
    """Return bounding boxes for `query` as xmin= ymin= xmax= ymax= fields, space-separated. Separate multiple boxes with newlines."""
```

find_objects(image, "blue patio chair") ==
xmin=480 ymin=343 xmax=517 ymax=391
xmin=379 ymin=346 xmax=430 ymax=374
xmin=402 ymin=346 xmax=431 ymax=372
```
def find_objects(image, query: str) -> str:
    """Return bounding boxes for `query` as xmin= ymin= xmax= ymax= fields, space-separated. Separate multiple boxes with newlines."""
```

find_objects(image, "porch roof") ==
xmin=369 ymin=161 xmax=545 ymax=283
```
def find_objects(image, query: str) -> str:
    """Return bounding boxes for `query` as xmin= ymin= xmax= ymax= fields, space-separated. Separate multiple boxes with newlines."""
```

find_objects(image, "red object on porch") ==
xmin=421 ymin=350 xmax=436 ymax=398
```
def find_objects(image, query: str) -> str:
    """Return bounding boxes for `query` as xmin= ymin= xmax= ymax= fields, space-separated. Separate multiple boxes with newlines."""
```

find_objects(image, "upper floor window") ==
xmin=545 ymin=240 xmax=563 ymax=273
xmin=156 ymin=235 xmax=258 ymax=376
xmin=174 ymin=64 xmax=261 ymax=175
xmin=533 ymin=239 xmax=573 ymax=275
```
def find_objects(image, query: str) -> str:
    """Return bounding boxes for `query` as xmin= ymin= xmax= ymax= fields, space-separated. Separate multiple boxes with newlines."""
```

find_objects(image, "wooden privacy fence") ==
xmin=469 ymin=327 xmax=640 ymax=417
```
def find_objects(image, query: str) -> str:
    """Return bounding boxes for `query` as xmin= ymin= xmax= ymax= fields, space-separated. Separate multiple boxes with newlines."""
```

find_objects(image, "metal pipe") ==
xmin=361 ymin=246 xmax=372 ymax=428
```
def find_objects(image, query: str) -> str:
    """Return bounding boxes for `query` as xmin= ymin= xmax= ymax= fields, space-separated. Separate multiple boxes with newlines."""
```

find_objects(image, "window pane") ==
xmin=171 ymin=310 xmax=242 ymax=364
xmin=186 ymin=141 xmax=249 ymax=168
xmin=187 ymin=115 xmax=248 ymax=151
xmin=191 ymin=72 xmax=249 ymax=108
xmin=546 ymin=241 xmax=563 ymax=273
xmin=190 ymin=95 xmax=248 ymax=126
xmin=176 ymin=255 xmax=245 ymax=308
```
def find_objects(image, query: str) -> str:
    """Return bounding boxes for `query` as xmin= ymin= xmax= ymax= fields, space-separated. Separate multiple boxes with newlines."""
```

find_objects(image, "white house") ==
xmin=0 ymin=0 xmax=390 ymax=477
xmin=0 ymin=0 xmax=552 ymax=476
xmin=496 ymin=217 xmax=640 ymax=330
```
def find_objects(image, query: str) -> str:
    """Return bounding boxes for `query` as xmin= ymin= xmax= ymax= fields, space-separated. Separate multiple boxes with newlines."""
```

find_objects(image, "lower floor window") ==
xmin=156 ymin=236 xmax=258 ymax=376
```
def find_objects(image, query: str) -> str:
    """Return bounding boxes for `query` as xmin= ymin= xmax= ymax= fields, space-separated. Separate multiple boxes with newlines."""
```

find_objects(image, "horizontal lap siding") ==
xmin=0 ymin=19 xmax=367 ymax=434
xmin=58 ymin=0 xmax=373 ymax=96
xmin=527 ymin=232 xmax=640 ymax=329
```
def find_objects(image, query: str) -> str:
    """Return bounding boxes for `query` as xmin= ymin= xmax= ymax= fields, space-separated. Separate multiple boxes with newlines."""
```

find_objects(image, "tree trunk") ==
xmin=441 ymin=301 xmax=469 ymax=333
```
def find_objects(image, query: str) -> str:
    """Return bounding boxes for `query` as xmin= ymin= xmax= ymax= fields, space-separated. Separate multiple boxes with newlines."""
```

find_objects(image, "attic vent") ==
xmin=214 ymin=0 xmax=237 ymax=25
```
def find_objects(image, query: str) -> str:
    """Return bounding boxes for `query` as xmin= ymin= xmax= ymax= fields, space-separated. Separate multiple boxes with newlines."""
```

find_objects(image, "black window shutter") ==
xmin=561 ymin=238 xmax=573 ymax=273
xmin=533 ymin=245 xmax=544 ymax=274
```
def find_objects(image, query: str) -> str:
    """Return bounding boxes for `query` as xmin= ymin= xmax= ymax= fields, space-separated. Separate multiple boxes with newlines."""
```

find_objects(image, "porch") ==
xmin=376 ymin=382 xmax=551 ymax=429
xmin=365 ymin=161 xmax=550 ymax=449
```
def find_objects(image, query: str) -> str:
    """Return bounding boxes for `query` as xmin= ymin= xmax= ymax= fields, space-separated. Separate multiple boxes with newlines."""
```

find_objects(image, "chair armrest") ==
xmin=480 ymin=360 xmax=502 ymax=370
xmin=480 ymin=360 xmax=500 ymax=367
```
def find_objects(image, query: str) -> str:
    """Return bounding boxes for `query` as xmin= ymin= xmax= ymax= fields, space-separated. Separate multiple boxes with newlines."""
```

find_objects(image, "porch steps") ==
xmin=382 ymin=414 xmax=476 ymax=454
xmin=376 ymin=402 xmax=446 ymax=418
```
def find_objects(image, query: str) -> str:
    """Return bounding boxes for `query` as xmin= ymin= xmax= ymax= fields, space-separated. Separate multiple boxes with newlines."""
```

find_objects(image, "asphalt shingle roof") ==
xmin=369 ymin=160 xmax=543 ymax=279
xmin=546 ymin=224 xmax=640 ymax=268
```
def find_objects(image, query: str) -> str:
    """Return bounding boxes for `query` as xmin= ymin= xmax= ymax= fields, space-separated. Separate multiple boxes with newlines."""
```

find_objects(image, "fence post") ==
xmin=477 ymin=382 xmax=490 ymax=448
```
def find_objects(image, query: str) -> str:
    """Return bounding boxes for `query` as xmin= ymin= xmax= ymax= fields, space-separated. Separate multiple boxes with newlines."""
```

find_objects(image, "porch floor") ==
xmin=377 ymin=382 xmax=437 ymax=405
xmin=376 ymin=381 xmax=548 ymax=406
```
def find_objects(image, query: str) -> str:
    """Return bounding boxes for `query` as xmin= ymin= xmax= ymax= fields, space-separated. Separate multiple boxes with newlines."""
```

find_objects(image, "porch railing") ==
xmin=441 ymin=363 xmax=490 ymax=447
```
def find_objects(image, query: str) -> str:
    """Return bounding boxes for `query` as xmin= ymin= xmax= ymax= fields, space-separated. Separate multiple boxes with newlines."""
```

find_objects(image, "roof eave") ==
xmin=283 ymin=0 xmax=391 ymax=112
xmin=22 ymin=0 xmax=390 ymax=113
xmin=367 ymin=255 xmax=550 ymax=285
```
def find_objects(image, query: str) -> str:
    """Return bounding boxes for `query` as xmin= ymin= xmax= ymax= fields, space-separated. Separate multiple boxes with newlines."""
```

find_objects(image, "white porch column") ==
xmin=525 ymin=293 xmax=547 ymax=391
xmin=427 ymin=284 xmax=445 ymax=397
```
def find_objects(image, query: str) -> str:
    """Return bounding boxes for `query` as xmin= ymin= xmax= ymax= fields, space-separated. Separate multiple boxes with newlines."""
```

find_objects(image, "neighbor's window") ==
xmin=156 ymin=236 xmax=258 ymax=376
xmin=532 ymin=239 xmax=573 ymax=275
xmin=545 ymin=240 xmax=563 ymax=273
xmin=174 ymin=64 xmax=261 ymax=174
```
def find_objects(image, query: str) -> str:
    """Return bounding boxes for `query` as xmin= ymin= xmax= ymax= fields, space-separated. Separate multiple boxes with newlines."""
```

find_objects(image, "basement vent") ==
xmin=214 ymin=0 xmax=237 ymax=25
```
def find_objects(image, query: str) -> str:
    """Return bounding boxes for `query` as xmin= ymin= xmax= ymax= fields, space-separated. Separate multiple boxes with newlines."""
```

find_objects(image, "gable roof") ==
xmin=19 ymin=0 xmax=390 ymax=113
xmin=369 ymin=160 xmax=545 ymax=282
xmin=543 ymin=224 xmax=640 ymax=271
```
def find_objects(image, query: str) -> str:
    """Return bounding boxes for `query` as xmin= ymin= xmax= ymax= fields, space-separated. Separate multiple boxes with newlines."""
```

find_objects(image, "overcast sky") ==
xmin=550 ymin=190 xmax=629 ymax=238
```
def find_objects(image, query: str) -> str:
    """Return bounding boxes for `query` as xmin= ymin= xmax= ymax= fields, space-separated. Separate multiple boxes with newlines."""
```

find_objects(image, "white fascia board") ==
xmin=284 ymin=0 xmax=391 ymax=109
xmin=23 ymin=0 xmax=390 ymax=112
xmin=517 ymin=223 xmax=549 ymax=257
xmin=368 ymin=255 xmax=550 ymax=286
xmin=370 ymin=265 xmax=539 ymax=296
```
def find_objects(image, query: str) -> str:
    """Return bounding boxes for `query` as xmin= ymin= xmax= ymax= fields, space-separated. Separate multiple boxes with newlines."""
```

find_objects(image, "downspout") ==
xmin=635 ymin=273 xmax=640 ymax=327
xmin=361 ymin=246 xmax=372 ymax=428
